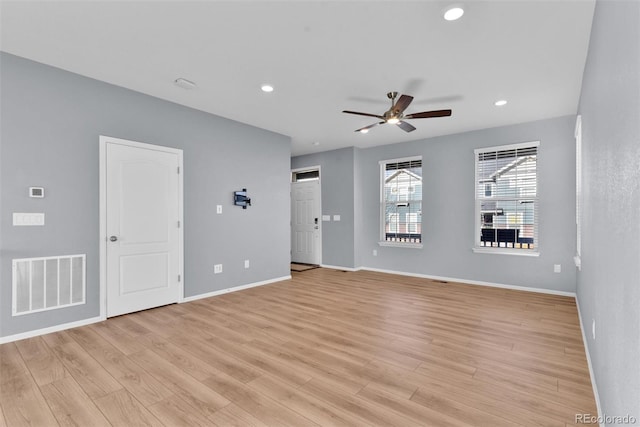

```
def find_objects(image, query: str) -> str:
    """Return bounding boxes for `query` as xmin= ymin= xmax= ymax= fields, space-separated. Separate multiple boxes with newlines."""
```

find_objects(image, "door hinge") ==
xmin=177 ymin=166 xmax=180 ymax=174
xmin=177 ymin=220 xmax=181 ymax=228
xmin=178 ymin=274 xmax=181 ymax=282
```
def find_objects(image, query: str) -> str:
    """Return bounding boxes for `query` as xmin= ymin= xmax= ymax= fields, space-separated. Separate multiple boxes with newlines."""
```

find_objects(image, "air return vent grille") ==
xmin=12 ymin=254 xmax=86 ymax=316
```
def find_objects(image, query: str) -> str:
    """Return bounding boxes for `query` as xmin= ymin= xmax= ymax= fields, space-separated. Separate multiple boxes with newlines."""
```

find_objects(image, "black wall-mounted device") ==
xmin=234 ymin=189 xmax=251 ymax=209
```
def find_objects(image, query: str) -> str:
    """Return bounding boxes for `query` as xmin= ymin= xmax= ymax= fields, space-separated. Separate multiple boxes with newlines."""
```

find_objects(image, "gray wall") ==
xmin=291 ymin=147 xmax=355 ymax=268
xmin=0 ymin=53 xmax=291 ymax=338
xmin=294 ymin=116 xmax=578 ymax=292
xmin=577 ymin=0 xmax=640 ymax=424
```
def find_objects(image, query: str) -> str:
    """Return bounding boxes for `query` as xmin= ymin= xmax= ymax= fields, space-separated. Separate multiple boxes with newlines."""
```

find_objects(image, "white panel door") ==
xmin=105 ymin=141 xmax=182 ymax=317
xmin=291 ymin=180 xmax=321 ymax=265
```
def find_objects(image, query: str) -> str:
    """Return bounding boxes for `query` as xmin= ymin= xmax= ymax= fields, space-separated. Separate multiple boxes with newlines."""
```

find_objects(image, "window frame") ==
xmin=574 ymin=115 xmax=582 ymax=269
xmin=379 ymin=156 xmax=423 ymax=249
xmin=473 ymin=141 xmax=540 ymax=257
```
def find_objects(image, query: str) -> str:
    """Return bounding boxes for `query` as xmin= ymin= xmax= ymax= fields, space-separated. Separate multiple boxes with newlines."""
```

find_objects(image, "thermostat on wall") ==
xmin=29 ymin=187 xmax=45 ymax=198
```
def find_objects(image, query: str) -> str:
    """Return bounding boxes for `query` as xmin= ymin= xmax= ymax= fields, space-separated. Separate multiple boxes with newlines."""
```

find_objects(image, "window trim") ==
xmin=574 ymin=115 xmax=582 ymax=269
xmin=473 ymin=141 xmax=540 ymax=256
xmin=379 ymin=156 xmax=423 ymax=249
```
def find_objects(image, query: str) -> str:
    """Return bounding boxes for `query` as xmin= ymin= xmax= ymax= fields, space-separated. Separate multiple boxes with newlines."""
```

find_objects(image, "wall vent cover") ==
xmin=12 ymin=254 xmax=86 ymax=316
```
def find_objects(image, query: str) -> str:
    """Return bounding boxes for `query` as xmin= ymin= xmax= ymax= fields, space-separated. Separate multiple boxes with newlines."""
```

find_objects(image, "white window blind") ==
xmin=380 ymin=157 xmax=422 ymax=245
xmin=475 ymin=142 xmax=539 ymax=252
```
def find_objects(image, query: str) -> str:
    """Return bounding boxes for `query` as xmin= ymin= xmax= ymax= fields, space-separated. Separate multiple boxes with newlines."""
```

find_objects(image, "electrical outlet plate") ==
xmin=214 ymin=264 xmax=223 ymax=274
xmin=216 ymin=205 xmax=222 ymax=214
xmin=244 ymin=260 xmax=250 ymax=269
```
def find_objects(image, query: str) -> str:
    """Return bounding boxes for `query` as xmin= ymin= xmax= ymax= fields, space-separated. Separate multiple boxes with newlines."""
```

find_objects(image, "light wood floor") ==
xmin=1 ymin=269 xmax=596 ymax=426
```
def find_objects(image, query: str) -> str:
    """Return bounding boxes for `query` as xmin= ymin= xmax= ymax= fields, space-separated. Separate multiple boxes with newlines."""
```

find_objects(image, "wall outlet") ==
xmin=553 ymin=264 xmax=561 ymax=273
xmin=244 ymin=260 xmax=250 ymax=269
xmin=214 ymin=264 xmax=223 ymax=274
xmin=216 ymin=205 xmax=222 ymax=214
xmin=372 ymin=249 xmax=377 ymax=256
xmin=592 ymin=319 xmax=596 ymax=340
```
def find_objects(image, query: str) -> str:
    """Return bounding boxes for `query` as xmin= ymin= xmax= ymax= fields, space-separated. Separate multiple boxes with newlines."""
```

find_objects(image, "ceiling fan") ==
xmin=342 ymin=92 xmax=452 ymax=133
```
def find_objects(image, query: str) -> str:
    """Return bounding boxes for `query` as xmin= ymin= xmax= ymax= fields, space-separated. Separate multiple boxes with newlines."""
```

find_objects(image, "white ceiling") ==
xmin=0 ymin=1 xmax=595 ymax=156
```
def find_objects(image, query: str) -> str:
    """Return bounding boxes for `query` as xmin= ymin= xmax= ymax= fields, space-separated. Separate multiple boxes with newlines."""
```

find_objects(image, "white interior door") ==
xmin=103 ymin=138 xmax=182 ymax=317
xmin=291 ymin=180 xmax=321 ymax=265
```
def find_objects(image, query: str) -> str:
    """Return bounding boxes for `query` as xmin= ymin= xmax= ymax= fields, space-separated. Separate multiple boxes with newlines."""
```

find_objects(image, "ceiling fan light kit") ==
xmin=444 ymin=6 xmax=465 ymax=21
xmin=343 ymin=91 xmax=452 ymax=133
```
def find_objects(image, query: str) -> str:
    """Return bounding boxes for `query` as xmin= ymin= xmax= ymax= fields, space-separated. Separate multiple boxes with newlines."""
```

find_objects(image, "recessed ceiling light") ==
xmin=495 ymin=99 xmax=508 ymax=106
xmin=261 ymin=84 xmax=274 ymax=93
xmin=174 ymin=78 xmax=196 ymax=90
xmin=444 ymin=6 xmax=464 ymax=21
xmin=359 ymin=129 xmax=369 ymax=134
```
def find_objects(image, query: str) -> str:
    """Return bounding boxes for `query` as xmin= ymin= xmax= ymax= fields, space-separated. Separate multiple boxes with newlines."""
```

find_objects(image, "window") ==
xmin=291 ymin=169 xmax=319 ymax=182
xmin=475 ymin=142 xmax=539 ymax=254
xmin=407 ymin=213 xmax=419 ymax=233
xmin=388 ymin=213 xmax=399 ymax=233
xmin=380 ymin=157 xmax=422 ymax=247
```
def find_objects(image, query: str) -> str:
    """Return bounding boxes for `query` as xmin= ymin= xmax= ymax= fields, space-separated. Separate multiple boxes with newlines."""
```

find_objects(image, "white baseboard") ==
xmin=181 ymin=275 xmax=291 ymax=303
xmin=320 ymin=264 xmax=360 ymax=272
xmin=575 ymin=297 xmax=604 ymax=427
xmin=359 ymin=266 xmax=577 ymax=297
xmin=0 ymin=315 xmax=105 ymax=345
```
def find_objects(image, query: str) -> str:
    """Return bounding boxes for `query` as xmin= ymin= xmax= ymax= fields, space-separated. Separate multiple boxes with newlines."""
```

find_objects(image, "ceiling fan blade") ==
xmin=393 ymin=94 xmax=414 ymax=114
xmin=397 ymin=121 xmax=416 ymax=132
xmin=355 ymin=122 xmax=384 ymax=133
xmin=404 ymin=109 xmax=452 ymax=119
xmin=342 ymin=110 xmax=385 ymax=119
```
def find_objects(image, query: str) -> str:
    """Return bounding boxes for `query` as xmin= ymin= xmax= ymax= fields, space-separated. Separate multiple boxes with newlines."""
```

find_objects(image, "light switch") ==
xmin=13 ymin=213 xmax=45 ymax=226
xmin=216 ymin=205 xmax=222 ymax=214
xmin=322 ymin=215 xmax=331 ymax=221
xmin=333 ymin=215 xmax=341 ymax=221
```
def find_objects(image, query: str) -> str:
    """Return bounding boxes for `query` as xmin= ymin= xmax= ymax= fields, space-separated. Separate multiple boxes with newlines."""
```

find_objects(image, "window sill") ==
xmin=378 ymin=242 xmax=423 ymax=249
xmin=574 ymin=255 xmax=581 ymax=270
xmin=472 ymin=247 xmax=539 ymax=257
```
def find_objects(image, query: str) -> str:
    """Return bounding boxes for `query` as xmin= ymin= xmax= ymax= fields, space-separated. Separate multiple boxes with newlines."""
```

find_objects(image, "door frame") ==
xmin=291 ymin=165 xmax=322 ymax=265
xmin=99 ymin=135 xmax=184 ymax=319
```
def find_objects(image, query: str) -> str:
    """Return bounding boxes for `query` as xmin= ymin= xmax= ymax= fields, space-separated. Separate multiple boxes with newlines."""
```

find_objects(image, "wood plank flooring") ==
xmin=0 ymin=268 xmax=597 ymax=426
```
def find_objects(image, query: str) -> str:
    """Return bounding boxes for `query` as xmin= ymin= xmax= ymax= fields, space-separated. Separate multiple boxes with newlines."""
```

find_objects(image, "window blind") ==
xmin=385 ymin=159 xmax=422 ymax=171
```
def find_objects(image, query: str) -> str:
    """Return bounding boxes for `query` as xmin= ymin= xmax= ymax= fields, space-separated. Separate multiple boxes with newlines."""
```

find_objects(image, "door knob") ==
xmin=109 ymin=236 xmax=118 ymax=242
